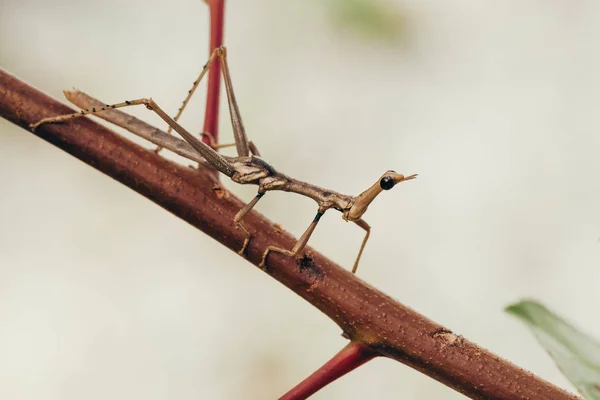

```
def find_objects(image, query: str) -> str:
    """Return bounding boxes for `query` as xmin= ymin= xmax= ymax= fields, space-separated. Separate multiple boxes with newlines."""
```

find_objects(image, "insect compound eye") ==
xmin=380 ymin=176 xmax=395 ymax=190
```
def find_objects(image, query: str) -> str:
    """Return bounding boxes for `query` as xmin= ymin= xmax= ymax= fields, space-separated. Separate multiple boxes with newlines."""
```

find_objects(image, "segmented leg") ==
xmin=352 ymin=219 xmax=371 ymax=274
xmin=30 ymin=46 xmax=253 ymax=161
xmin=201 ymin=131 xmax=236 ymax=150
xmin=216 ymin=46 xmax=251 ymax=157
xmin=30 ymin=97 xmax=234 ymax=177
xmin=259 ymin=210 xmax=325 ymax=270
xmin=159 ymin=46 xmax=252 ymax=157
xmin=233 ymin=192 xmax=265 ymax=255
xmin=59 ymin=90 xmax=211 ymax=167
xmin=248 ymin=141 xmax=261 ymax=157
xmin=203 ymin=131 xmax=261 ymax=155
xmin=154 ymin=49 xmax=221 ymax=153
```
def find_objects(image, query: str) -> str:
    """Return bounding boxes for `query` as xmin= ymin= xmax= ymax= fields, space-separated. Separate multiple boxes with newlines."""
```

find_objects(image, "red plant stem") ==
xmin=279 ymin=342 xmax=376 ymax=400
xmin=202 ymin=0 xmax=225 ymax=147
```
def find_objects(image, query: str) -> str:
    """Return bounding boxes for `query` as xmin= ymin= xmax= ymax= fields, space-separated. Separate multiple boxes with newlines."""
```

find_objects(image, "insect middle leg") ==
xmin=233 ymin=192 xmax=265 ymax=255
xmin=259 ymin=210 xmax=325 ymax=270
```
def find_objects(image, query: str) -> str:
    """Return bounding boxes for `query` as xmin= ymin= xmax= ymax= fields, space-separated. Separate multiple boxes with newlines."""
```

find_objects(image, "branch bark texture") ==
xmin=0 ymin=69 xmax=580 ymax=400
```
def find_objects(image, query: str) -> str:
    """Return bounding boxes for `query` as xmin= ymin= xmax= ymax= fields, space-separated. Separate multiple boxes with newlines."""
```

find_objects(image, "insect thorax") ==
xmin=230 ymin=156 xmax=283 ymax=186
xmin=230 ymin=156 xmax=354 ymax=214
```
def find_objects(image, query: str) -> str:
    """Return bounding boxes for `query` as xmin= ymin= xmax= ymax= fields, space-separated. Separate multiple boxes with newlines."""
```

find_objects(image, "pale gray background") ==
xmin=1 ymin=0 xmax=599 ymax=398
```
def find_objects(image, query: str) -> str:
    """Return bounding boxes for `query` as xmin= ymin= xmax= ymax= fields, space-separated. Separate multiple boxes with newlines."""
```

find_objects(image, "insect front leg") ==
xmin=351 ymin=219 xmax=371 ymax=274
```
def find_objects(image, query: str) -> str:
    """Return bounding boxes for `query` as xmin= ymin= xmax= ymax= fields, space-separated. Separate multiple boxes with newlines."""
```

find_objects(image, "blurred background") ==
xmin=1 ymin=0 xmax=599 ymax=398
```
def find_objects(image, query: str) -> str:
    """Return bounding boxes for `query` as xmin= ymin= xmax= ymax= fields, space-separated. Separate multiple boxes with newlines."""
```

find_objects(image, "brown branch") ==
xmin=0 ymin=69 xmax=580 ymax=400
xmin=202 ymin=0 xmax=225 ymax=147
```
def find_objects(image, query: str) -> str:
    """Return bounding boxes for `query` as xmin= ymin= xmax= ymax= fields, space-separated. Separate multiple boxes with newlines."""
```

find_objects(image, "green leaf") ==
xmin=506 ymin=300 xmax=600 ymax=399
xmin=325 ymin=0 xmax=405 ymax=43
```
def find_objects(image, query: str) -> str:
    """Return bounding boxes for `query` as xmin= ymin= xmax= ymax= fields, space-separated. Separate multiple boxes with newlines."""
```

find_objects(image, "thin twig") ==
xmin=202 ymin=0 xmax=225 ymax=147
xmin=0 ymin=69 xmax=580 ymax=400
xmin=279 ymin=342 xmax=376 ymax=400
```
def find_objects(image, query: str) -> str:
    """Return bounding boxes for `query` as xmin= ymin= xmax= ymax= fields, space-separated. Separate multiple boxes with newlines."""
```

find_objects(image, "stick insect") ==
xmin=30 ymin=46 xmax=417 ymax=273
